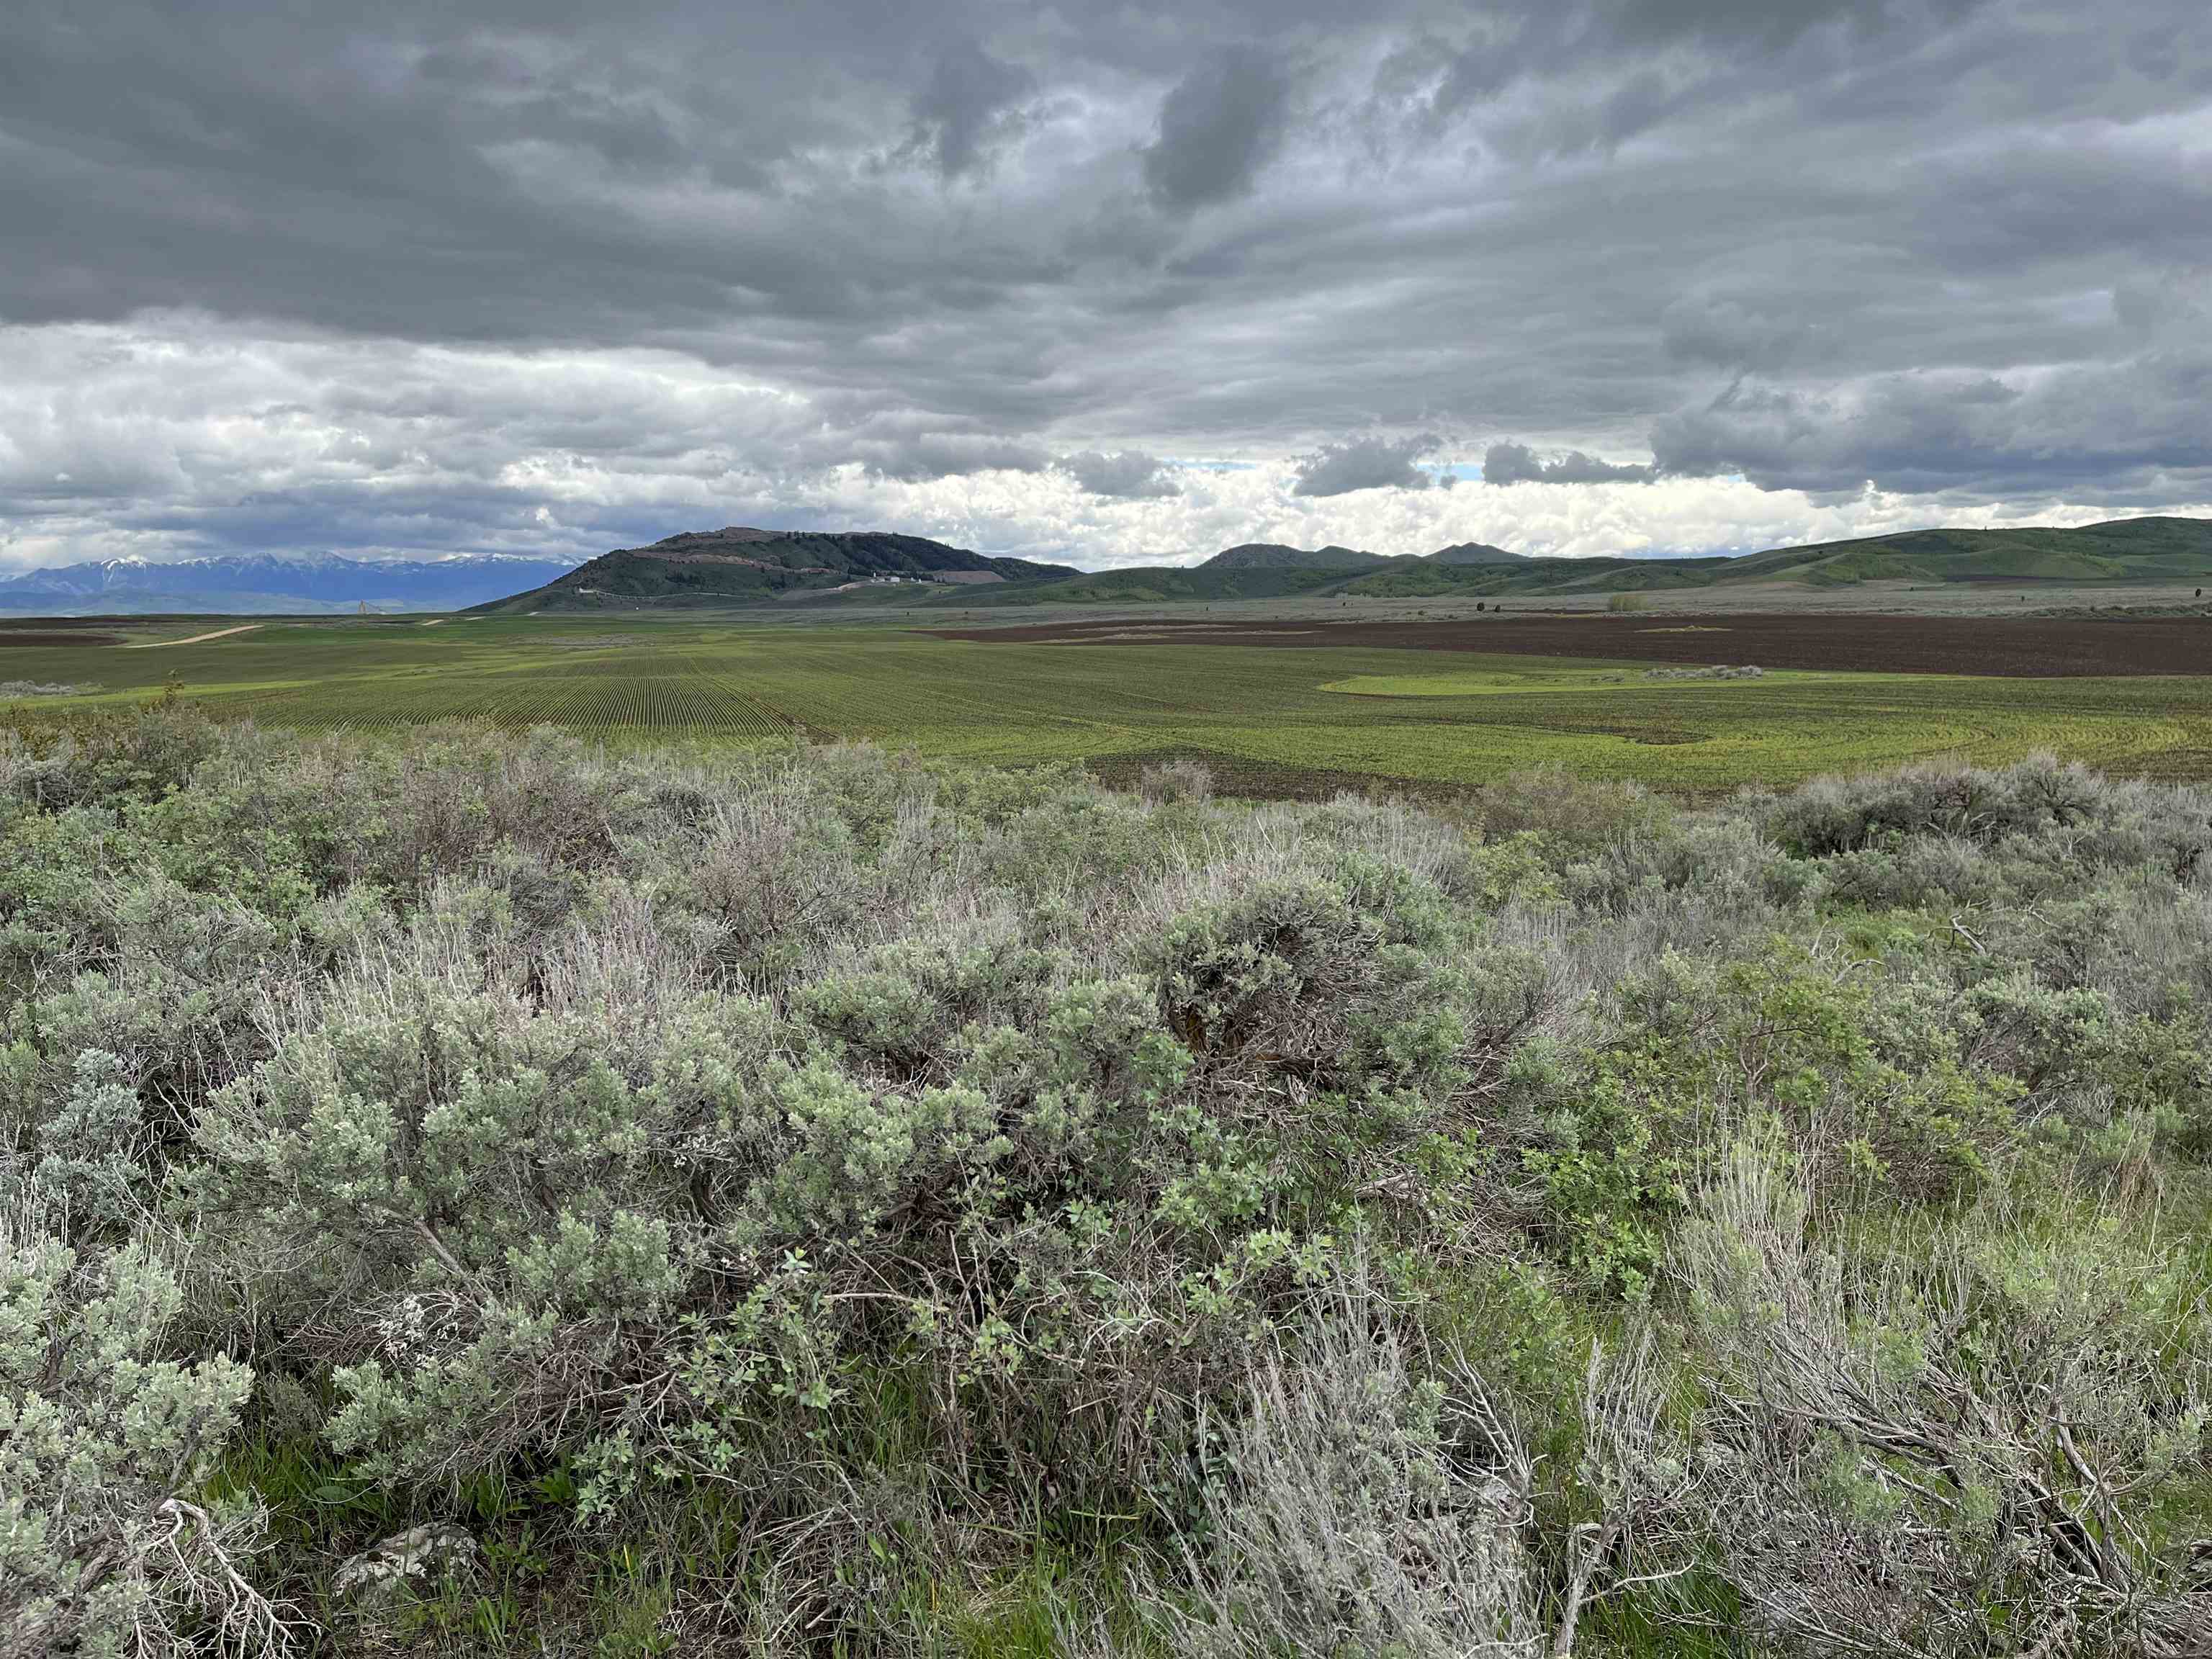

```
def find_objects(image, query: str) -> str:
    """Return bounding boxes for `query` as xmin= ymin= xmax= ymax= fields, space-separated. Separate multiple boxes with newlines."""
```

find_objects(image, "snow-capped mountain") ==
xmin=0 ymin=552 xmax=584 ymax=614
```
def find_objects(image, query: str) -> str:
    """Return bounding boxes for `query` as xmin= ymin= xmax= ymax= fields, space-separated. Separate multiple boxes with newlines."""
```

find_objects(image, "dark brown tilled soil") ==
xmin=923 ymin=614 xmax=2212 ymax=677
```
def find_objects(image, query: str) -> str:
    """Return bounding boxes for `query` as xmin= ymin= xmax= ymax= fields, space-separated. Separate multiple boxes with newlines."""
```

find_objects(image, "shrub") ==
xmin=1674 ymin=1143 xmax=2212 ymax=1657
xmin=1466 ymin=767 xmax=1671 ymax=861
xmin=1167 ymin=1276 xmax=1539 ymax=1658
xmin=1 ymin=1194 xmax=286 ymax=1657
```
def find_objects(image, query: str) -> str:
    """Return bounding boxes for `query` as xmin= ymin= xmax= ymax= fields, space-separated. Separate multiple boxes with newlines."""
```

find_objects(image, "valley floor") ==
xmin=3 ymin=608 xmax=2210 ymax=797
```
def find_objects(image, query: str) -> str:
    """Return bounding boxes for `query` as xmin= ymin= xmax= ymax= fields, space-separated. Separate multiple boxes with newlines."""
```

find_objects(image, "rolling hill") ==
xmin=1200 ymin=542 xmax=1388 ymax=571
xmin=1707 ymin=518 xmax=2212 ymax=588
xmin=464 ymin=514 xmax=2212 ymax=616
xmin=473 ymin=527 xmax=1079 ymax=613
xmin=941 ymin=516 xmax=2212 ymax=608
xmin=1429 ymin=541 xmax=1524 ymax=566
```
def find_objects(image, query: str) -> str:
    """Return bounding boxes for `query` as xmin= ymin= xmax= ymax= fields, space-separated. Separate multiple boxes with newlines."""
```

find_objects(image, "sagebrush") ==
xmin=3 ymin=707 xmax=2208 ymax=1655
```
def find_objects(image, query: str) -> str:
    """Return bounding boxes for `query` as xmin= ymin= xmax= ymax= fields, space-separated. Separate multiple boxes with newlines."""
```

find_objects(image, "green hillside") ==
xmin=1336 ymin=553 xmax=1732 ymax=598
xmin=940 ymin=564 xmax=1359 ymax=607
xmin=1429 ymin=539 xmax=1524 ymax=565
xmin=1199 ymin=541 xmax=1388 ymax=571
xmin=949 ymin=515 xmax=2212 ymax=608
xmin=1711 ymin=517 xmax=2212 ymax=588
xmin=475 ymin=527 xmax=1076 ymax=613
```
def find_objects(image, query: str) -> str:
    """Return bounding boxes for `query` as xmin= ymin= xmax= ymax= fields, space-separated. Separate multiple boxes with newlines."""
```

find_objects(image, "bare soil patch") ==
xmin=924 ymin=613 xmax=2212 ymax=677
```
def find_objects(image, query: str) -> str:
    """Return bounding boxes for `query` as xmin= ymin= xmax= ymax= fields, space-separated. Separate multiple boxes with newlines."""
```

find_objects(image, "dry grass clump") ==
xmin=1138 ymin=755 xmax=1215 ymax=804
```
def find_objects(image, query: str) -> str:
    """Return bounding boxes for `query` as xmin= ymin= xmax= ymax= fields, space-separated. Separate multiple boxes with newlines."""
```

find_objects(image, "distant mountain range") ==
xmin=0 ymin=552 xmax=584 ymax=615
xmin=7 ymin=516 xmax=2208 ymax=617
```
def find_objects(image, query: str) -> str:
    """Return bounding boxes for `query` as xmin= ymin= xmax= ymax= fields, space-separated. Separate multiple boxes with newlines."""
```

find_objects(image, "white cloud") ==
xmin=5 ymin=317 xmax=2203 ymax=574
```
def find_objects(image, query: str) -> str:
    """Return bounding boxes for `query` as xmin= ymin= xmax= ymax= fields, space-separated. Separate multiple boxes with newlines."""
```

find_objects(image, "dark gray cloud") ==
xmin=1293 ymin=434 xmax=1443 ymax=496
xmin=1650 ymin=351 xmax=2212 ymax=498
xmin=1483 ymin=441 xmax=1657 ymax=485
xmin=1 ymin=0 xmax=2208 ymax=569
xmin=1660 ymin=292 xmax=1816 ymax=372
xmin=1141 ymin=47 xmax=1292 ymax=210
xmin=905 ymin=39 xmax=1034 ymax=179
xmin=1056 ymin=450 xmax=1183 ymax=498
xmin=854 ymin=431 xmax=1051 ymax=482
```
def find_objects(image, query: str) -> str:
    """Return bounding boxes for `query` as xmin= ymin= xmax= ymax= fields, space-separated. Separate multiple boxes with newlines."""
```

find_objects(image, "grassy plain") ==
xmin=9 ymin=611 xmax=2212 ymax=794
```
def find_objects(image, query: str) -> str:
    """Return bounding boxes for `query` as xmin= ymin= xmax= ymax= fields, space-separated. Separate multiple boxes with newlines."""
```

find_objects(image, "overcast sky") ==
xmin=4 ymin=0 xmax=2208 ymax=568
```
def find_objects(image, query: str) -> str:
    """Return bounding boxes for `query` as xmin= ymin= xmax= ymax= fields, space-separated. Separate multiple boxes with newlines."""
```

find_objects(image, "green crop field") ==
xmin=9 ymin=613 xmax=2211 ymax=794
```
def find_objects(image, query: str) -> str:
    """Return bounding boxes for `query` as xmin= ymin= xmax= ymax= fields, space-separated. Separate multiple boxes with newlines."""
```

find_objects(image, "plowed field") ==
xmin=925 ymin=613 xmax=2211 ymax=676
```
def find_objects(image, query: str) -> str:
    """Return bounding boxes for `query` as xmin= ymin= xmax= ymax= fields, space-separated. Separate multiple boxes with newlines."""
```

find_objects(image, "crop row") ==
xmin=203 ymin=667 xmax=796 ymax=739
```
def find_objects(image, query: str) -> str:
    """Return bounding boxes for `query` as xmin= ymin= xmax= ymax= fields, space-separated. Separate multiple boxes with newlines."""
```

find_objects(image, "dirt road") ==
xmin=125 ymin=624 xmax=264 ymax=649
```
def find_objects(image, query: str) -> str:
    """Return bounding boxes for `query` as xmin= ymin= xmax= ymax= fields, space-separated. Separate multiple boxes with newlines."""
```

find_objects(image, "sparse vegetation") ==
xmin=4 ymin=706 xmax=2210 ymax=1655
xmin=1138 ymin=756 xmax=1214 ymax=804
xmin=0 ymin=680 xmax=95 ymax=697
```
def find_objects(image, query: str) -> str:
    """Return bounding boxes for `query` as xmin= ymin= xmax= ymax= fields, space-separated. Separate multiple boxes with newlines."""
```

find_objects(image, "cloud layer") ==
xmin=1 ymin=0 xmax=2207 ymax=569
xmin=1294 ymin=434 xmax=1444 ymax=498
xmin=1483 ymin=442 xmax=1656 ymax=486
xmin=1056 ymin=450 xmax=1184 ymax=500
